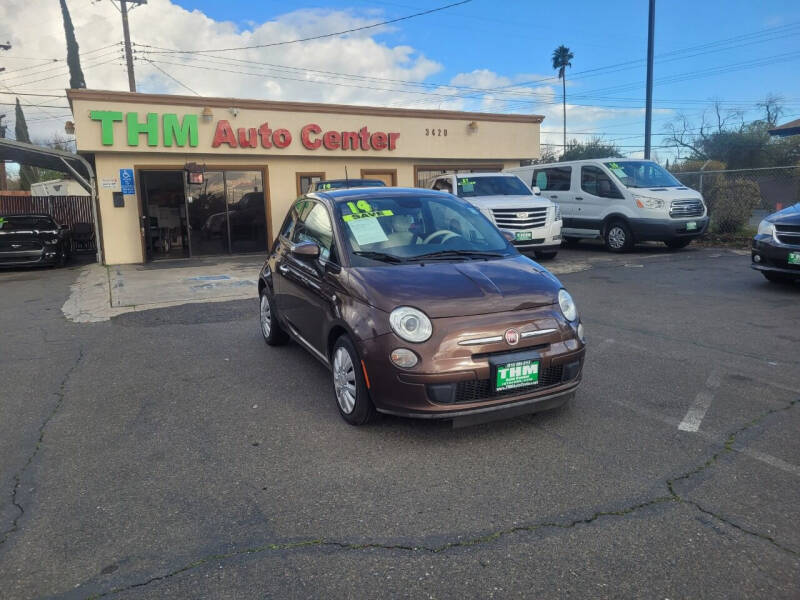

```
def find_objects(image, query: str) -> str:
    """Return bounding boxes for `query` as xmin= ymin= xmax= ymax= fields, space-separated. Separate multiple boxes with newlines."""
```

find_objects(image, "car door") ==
xmin=577 ymin=165 xmax=625 ymax=235
xmin=534 ymin=166 xmax=574 ymax=230
xmin=277 ymin=199 xmax=342 ymax=357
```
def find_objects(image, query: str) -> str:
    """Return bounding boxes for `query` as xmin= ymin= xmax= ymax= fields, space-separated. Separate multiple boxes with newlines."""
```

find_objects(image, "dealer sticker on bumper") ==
xmin=686 ymin=221 xmax=697 ymax=231
xmin=789 ymin=252 xmax=800 ymax=265
xmin=495 ymin=359 xmax=539 ymax=392
xmin=515 ymin=231 xmax=533 ymax=241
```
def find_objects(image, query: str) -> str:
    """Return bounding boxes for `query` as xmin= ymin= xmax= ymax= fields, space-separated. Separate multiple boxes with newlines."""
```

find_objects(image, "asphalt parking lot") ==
xmin=0 ymin=244 xmax=798 ymax=599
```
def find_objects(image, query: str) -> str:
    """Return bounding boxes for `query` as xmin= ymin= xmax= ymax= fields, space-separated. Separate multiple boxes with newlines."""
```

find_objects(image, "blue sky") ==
xmin=1 ymin=0 xmax=799 ymax=161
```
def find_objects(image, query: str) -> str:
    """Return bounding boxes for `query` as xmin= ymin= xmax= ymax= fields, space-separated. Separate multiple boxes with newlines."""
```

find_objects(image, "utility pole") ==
xmin=0 ymin=42 xmax=9 ymax=189
xmin=644 ymin=0 xmax=655 ymax=159
xmin=119 ymin=1 xmax=147 ymax=92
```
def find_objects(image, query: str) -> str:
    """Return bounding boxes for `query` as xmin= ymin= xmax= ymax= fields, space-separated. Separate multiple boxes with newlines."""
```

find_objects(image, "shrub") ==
xmin=706 ymin=178 xmax=762 ymax=234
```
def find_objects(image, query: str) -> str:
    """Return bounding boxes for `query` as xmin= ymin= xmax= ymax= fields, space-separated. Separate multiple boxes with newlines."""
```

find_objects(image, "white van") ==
xmin=428 ymin=172 xmax=562 ymax=259
xmin=505 ymin=159 xmax=708 ymax=252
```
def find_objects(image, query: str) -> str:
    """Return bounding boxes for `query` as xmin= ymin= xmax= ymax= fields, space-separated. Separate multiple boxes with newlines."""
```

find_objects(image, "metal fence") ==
xmin=0 ymin=195 xmax=94 ymax=229
xmin=672 ymin=166 xmax=800 ymax=233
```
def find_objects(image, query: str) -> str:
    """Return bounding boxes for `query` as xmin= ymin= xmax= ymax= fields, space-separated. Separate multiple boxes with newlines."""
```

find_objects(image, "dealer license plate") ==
xmin=515 ymin=231 xmax=533 ymax=241
xmin=789 ymin=252 xmax=800 ymax=265
xmin=495 ymin=359 xmax=539 ymax=392
xmin=686 ymin=221 xmax=697 ymax=231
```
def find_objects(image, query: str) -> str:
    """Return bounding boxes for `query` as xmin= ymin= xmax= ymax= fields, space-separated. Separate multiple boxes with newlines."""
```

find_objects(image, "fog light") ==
xmin=552 ymin=234 xmax=562 ymax=241
xmin=753 ymin=254 xmax=762 ymax=263
xmin=577 ymin=322 xmax=585 ymax=343
xmin=391 ymin=348 xmax=418 ymax=368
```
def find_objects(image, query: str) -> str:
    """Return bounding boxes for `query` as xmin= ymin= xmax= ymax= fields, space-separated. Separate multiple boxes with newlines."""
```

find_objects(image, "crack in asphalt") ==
xmin=0 ymin=347 xmax=85 ymax=547
xmin=83 ymin=395 xmax=800 ymax=599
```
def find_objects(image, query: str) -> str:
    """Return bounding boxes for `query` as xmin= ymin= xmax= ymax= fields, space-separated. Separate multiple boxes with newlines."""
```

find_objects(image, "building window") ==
xmin=296 ymin=172 xmax=325 ymax=196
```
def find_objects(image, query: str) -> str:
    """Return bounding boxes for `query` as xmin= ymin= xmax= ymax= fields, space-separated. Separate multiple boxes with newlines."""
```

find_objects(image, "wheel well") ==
xmin=258 ymin=279 xmax=266 ymax=296
xmin=602 ymin=214 xmax=631 ymax=236
xmin=327 ymin=325 xmax=349 ymax=359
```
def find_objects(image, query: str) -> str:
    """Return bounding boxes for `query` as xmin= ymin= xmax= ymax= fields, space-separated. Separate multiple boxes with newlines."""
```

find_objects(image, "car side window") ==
xmin=581 ymin=166 xmax=623 ymax=199
xmin=433 ymin=178 xmax=452 ymax=193
xmin=534 ymin=167 xmax=571 ymax=191
xmin=292 ymin=201 xmax=335 ymax=263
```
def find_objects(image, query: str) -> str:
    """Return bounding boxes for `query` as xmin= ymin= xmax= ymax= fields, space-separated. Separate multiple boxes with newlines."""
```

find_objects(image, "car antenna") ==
xmin=345 ymin=166 xmax=350 ymax=187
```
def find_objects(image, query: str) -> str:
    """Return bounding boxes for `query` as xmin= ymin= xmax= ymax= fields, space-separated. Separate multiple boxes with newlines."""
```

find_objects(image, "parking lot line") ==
xmin=678 ymin=372 xmax=721 ymax=432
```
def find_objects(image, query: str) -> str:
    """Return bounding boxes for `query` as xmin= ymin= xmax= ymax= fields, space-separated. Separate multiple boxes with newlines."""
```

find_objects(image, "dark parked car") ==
xmin=751 ymin=202 xmax=800 ymax=283
xmin=0 ymin=214 xmax=71 ymax=268
xmin=258 ymin=188 xmax=586 ymax=426
xmin=313 ymin=178 xmax=387 ymax=191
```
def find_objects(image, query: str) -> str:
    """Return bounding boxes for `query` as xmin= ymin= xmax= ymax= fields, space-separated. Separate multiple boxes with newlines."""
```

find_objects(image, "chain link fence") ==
xmin=672 ymin=166 xmax=800 ymax=234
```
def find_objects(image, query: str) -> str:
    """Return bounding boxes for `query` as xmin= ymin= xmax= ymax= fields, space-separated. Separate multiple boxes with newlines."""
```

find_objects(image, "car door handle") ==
xmin=574 ymin=196 xmax=583 ymax=200
xmin=278 ymin=264 xmax=289 ymax=274
xmin=550 ymin=195 xmax=558 ymax=199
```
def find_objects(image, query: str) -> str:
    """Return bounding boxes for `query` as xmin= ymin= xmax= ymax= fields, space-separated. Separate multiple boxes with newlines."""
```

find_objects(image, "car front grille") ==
xmin=775 ymin=225 xmax=800 ymax=246
xmin=670 ymin=199 xmax=704 ymax=218
xmin=491 ymin=207 xmax=548 ymax=230
xmin=0 ymin=240 xmax=43 ymax=251
xmin=453 ymin=365 xmax=565 ymax=403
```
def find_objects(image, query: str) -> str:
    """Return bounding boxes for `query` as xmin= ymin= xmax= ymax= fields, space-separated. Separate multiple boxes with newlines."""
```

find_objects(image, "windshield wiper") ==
xmin=352 ymin=250 xmax=407 ymax=264
xmin=408 ymin=249 xmax=505 ymax=261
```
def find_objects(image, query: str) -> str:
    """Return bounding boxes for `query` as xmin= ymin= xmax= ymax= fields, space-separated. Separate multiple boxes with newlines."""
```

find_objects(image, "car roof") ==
xmin=318 ymin=178 xmax=384 ymax=184
xmin=310 ymin=187 xmax=447 ymax=203
xmin=439 ymin=172 xmax=519 ymax=178
xmin=0 ymin=213 xmax=52 ymax=218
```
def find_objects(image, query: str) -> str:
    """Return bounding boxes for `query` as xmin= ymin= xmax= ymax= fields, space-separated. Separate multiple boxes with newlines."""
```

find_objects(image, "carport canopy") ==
xmin=0 ymin=137 xmax=102 ymax=263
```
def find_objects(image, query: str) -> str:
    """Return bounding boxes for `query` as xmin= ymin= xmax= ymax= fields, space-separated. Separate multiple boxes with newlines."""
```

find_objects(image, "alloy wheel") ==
xmin=332 ymin=347 xmax=357 ymax=414
xmin=260 ymin=294 xmax=272 ymax=338
xmin=608 ymin=226 xmax=626 ymax=249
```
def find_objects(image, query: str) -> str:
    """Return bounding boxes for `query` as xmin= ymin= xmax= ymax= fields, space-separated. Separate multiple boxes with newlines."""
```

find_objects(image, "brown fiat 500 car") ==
xmin=258 ymin=187 xmax=586 ymax=426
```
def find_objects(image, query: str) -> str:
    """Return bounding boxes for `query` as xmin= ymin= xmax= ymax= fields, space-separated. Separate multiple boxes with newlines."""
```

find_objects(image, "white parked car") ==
xmin=428 ymin=172 xmax=562 ymax=259
xmin=505 ymin=159 xmax=708 ymax=252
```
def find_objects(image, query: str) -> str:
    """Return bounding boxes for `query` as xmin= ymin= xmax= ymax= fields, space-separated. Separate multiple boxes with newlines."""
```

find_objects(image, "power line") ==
xmin=142 ymin=1 xmax=472 ymax=55
xmin=142 ymin=59 xmax=200 ymax=96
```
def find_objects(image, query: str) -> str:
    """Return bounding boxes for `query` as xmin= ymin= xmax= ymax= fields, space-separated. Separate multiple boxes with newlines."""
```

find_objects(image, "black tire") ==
xmin=563 ymin=237 xmax=580 ymax=246
xmin=534 ymin=250 xmax=558 ymax=260
xmin=665 ymin=238 xmax=692 ymax=250
xmin=331 ymin=335 xmax=375 ymax=426
xmin=259 ymin=290 xmax=289 ymax=346
xmin=604 ymin=220 xmax=634 ymax=253
xmin=762 ymin=271 xmax=796 ymax=284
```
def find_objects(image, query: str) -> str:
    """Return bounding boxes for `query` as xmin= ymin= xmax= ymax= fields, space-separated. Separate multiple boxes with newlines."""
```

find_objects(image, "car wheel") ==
xmin=762 ymin=271 xmax=796 ymax=284
xmin=604 ymin=221 xmax=633 ymax=252
xmin=259 ymin=291 xmax=289 ymax=346
xmin=331 ymin=335 xmax=375 ymax=426
xmin=665 ymin=238 xmax=692 ymax=249
xmin=534 ymin=250 xmax=558 ymax=260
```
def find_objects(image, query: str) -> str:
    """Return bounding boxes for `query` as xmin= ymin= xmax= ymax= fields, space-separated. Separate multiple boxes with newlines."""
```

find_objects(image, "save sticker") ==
xmin=459 ymin=178 xmax=476 ymax=192
xmin=0 ymin=217 xmax=5 ymax=229
xmin=342 ymin=210 xmax=393 ymax=222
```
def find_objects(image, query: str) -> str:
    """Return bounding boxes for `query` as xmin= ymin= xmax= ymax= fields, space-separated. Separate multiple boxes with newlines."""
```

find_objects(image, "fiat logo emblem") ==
xmin=516 ymin=212 xmax=529 ymax=219
xmin=504 ymin=328 xmax=520 ymax=345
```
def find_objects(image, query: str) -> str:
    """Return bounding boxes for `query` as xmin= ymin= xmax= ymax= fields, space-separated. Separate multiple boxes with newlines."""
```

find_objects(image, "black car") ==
xmin=313 ymin=179 xmax=387 ymax=191
xmin=751 ymin=202 xmax=800 ymax=283
xmin=0 ymin=214 xmax=72 ymax=268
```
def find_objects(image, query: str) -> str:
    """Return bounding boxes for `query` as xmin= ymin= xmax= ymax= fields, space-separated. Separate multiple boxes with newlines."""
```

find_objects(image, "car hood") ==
xmin=459 ymin=194 xmax=551 ymax=209
xmin=0 ymin=228 xmax=58 ymax=242
xmin=347 ymin=255 xmax=562 ymax=318
xmin=626 ymin=187 xmax=704 ymax=201
xmin=767 ymin=202 xmax=800 ymax=225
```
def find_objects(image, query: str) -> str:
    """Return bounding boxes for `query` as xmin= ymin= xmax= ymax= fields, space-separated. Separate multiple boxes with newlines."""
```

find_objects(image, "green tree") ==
xmin=551 ymin=45 xmax=574 ymax=153
xmin=60 ymin=0 xmax=86 ymax=89
xmin=560 ymin=137 xmax=622 ymax=162
xmin=14 ymin=99 xmax=36 ymax=190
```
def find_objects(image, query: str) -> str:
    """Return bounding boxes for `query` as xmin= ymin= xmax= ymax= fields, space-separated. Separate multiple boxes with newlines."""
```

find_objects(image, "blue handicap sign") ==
xmin=120 ymin=169 xmax=135 ymax=195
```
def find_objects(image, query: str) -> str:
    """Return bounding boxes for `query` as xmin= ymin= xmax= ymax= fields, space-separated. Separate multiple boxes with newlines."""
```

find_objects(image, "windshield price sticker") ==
xmin=0 ymin=217 xmax=5 ymax=229
xmin=459 ymin=178 xmax=476 ymax=192
xmin=347 ymin=217 xmax=389 ymax=245
xmin=343 ymin=210 xmax=393 ymax=222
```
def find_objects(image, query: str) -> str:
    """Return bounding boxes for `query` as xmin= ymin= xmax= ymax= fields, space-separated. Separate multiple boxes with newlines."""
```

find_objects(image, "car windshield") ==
xmin=456 ymin=176 xmax=532 ymax=197
xmin=316 ymin=180 xmax=386 ymax=190
xmin=603 ymin=161 xmax=682 ymax=188
xmin=0 ymin=216 xmax=56 ymax=231
xmin=335 ymin=195 xmax=514 ymax=266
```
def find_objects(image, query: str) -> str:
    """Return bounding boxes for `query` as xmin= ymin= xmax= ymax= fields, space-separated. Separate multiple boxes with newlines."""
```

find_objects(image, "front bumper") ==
xmin=751 ymin=236 xmax=800 ymax=276
xmin=357 ymin=305 xmax=585 ymax=419
xmin=0 ymin=248 xmax=59 ymax=267
xmin=628 ymin=216 xmax=709 ymax=241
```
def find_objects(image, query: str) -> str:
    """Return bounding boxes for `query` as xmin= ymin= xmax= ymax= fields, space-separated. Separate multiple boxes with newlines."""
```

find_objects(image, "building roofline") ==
xmin=66 ymin=89 xmax=545 ymax=124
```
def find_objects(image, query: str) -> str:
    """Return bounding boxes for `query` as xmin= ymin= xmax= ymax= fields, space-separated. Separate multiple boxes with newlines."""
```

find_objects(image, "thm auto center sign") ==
xmin=88 ymin=111 xmax=400 ymax=152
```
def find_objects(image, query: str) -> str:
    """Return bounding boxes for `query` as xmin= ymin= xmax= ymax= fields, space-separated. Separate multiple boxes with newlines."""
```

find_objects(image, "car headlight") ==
xmin=43 ymin=238 xmax=59 ymax=245
xmin=553 ymin=203 xmax=561 ymax=221
xmin=757 ymin=219 xmax=775 ymax=237
xmin=634 ymin=196 xmax=665 ymax=210
xmin=558 ymin=289 xmax=578 ymax=322
xmin=389 ymin=306 xmax=432 ymax=343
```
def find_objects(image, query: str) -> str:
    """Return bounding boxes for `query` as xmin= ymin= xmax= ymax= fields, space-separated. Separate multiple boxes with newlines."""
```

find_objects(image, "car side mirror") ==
xmin=290 ymin=240 xmax=320 ymax=260
xmin=500 ymin=229 xmax=516 ymax=242
xmin=532 ymin=186 xmax=541 ymax=195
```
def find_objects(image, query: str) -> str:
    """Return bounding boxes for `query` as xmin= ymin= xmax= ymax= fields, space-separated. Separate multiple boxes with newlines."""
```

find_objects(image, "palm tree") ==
xmin=551 ymin=45 xmax=574 ymax=154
